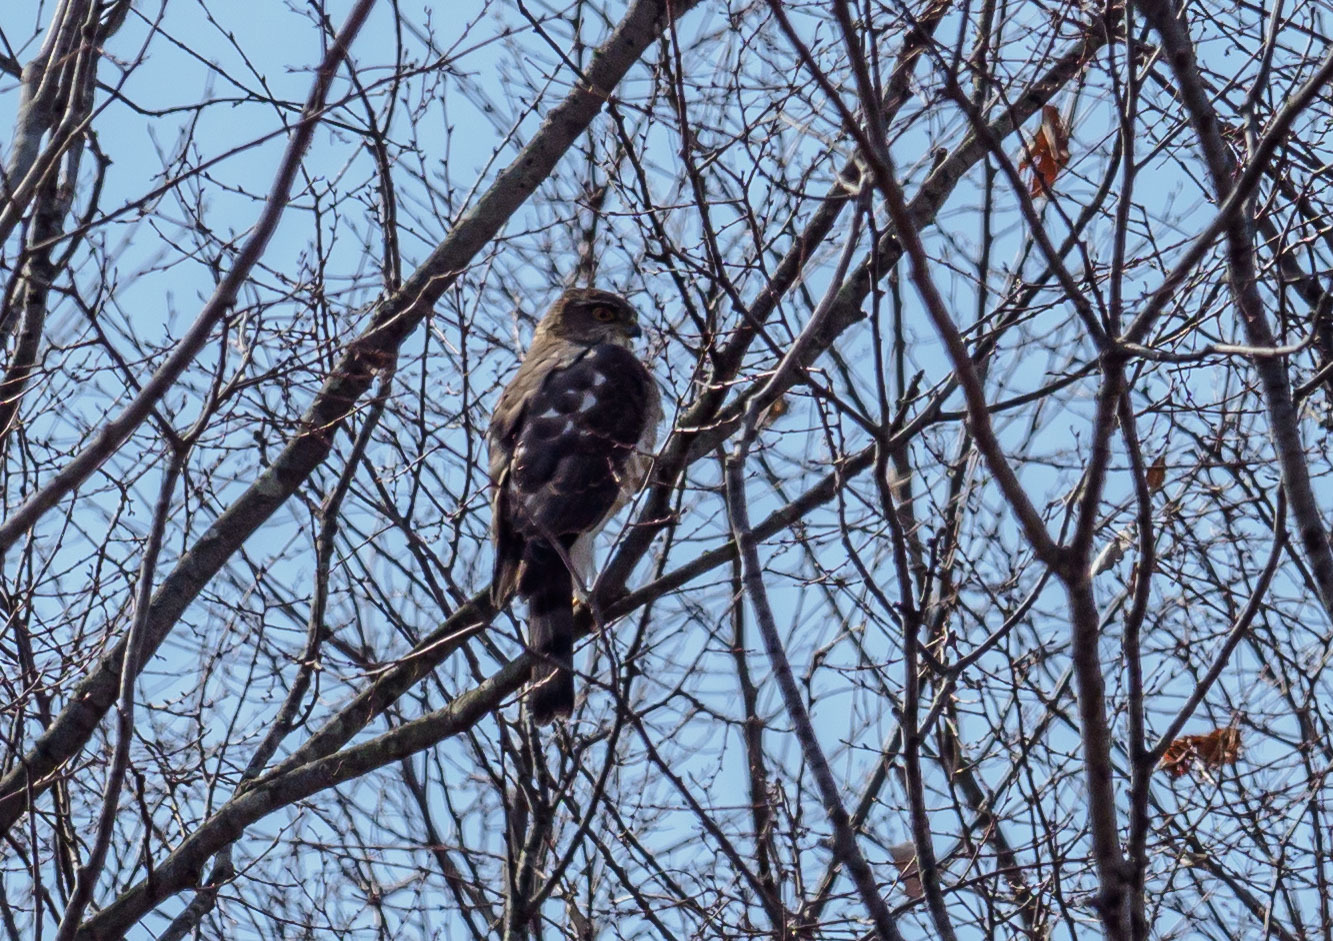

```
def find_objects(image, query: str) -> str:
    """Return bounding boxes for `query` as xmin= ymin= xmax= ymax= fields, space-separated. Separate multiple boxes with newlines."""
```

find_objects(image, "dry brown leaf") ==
xmin=888 ymin=842 xmax=923 ymax=899
xmin=1158 ymin=726 xmax=1241 ymax=778
xmin=1146 ymin=454 xmax=1167 ymax=493
xmin=757 ymin=394 xmax=789 ymax=430
xmin=1019 ymin=105 xmax=1070 ymax=197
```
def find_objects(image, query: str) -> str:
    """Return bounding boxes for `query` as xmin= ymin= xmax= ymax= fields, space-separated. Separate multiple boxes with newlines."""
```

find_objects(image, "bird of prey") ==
xmin=487 ymin=288 xmax=661 ymax=724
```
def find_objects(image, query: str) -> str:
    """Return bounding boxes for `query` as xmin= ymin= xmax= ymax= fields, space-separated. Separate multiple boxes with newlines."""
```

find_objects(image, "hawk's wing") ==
xmin=487 ymin=339 xmax=658 ymax=599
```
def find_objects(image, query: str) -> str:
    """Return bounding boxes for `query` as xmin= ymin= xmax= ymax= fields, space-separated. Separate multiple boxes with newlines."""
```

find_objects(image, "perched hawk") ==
xmin=487 ymin=288 xmax=661 ymax=724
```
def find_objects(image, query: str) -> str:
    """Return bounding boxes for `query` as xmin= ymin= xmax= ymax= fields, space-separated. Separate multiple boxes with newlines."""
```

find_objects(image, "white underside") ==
xmin=570 ymin=529 xmax=597 ymax=596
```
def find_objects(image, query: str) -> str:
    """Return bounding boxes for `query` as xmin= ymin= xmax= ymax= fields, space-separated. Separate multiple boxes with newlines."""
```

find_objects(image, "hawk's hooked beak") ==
xmin=625 ymin=322 xmax=643 ymax=339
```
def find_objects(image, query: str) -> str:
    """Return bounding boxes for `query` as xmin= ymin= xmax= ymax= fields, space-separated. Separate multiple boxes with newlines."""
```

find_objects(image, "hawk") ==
xmin=487 ymin=288 xmax=661 ymax=724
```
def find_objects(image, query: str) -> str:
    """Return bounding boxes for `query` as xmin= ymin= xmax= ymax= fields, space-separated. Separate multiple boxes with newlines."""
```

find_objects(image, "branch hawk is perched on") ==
xmin=487 ymin=288 xmax=661 ymax=724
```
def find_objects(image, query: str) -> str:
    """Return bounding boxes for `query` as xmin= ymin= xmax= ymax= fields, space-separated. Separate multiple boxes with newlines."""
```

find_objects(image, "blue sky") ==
xmin=4 ymin=1 xmax=1330 ymax=938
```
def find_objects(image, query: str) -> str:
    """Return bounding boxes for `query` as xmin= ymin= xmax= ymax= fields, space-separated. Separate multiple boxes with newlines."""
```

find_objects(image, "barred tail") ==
xmin=520 ymin=543 xmax=575 ymax=725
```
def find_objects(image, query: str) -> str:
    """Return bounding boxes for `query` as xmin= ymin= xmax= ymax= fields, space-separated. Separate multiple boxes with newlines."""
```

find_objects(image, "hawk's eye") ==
xmin=592 ymin=307 xmax=616 ymax=323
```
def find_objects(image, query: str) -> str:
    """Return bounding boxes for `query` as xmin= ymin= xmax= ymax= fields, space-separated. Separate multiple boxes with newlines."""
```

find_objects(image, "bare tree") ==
xmin=3 ymin=0 xmax=1333 ymax=938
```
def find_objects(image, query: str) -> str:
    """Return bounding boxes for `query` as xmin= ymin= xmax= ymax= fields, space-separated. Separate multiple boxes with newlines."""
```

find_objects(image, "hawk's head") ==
xmin=537 ymin=288 xmax=643 ymax=346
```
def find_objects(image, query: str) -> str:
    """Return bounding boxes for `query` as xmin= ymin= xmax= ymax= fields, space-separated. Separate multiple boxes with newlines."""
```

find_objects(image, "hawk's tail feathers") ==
xmin=521 ymin=545 xmax=575 ymax=725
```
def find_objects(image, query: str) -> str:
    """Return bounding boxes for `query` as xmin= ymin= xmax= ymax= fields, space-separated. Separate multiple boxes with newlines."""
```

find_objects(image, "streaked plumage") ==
xmin=487 ymin=288 xmax=660 ymax=723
